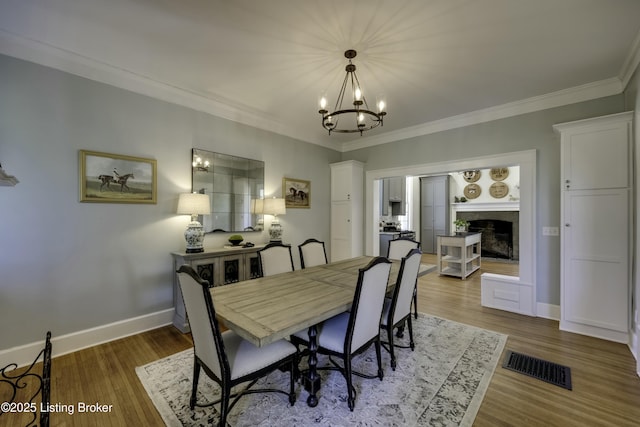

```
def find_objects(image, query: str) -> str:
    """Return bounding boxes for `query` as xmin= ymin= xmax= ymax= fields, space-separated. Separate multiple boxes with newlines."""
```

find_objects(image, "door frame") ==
xmin=365 ymin=149 xmax=537 ymax=314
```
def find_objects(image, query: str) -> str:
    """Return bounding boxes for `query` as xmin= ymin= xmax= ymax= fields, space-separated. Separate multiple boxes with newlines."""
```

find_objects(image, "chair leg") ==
xmin=387 ymin=325 xmax=397 ymax=371
xmin=407 ymin=317 xmax=415 ymax=351
xmin=375 ymin=338 xmax=384 ymax=380
xmin=218 ymin=385 xmax=230 ymax=427
xmin=412 ymin=284 xmax=418 ymax=319
xmin=190 ymin=360 xmax=201 ymax=410
xmin=345 ymin=355 xmax=355 ymax=411
xmin=288 ymin=360 xmax=297 ymax=406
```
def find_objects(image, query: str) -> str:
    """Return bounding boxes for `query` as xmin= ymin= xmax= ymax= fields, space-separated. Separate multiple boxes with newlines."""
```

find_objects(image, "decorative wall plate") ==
xmin=489 ymin=168 xmax=509 ymax=181
xmin=462 ymin=170 xmax=481 ymax=182
xmin=463 ymin=183 xmax=481 ymax=199
xmin=489 ymin=182 xmax=509 ymax=198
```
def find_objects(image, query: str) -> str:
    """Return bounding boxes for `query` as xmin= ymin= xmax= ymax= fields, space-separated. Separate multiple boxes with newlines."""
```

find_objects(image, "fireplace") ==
xmin=457 ymin=210 xmax=519 ymax=260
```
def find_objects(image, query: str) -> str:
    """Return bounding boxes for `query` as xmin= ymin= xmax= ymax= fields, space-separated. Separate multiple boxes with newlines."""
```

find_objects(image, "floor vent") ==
xmin=502 ymin=350 xmax=572 ymax=390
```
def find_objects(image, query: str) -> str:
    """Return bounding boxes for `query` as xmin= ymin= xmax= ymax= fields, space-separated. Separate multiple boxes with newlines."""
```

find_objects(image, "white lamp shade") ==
xmin=263 ymin=198 xmax=286 ymax=216
xmin=177 ymin=193 xmax=211 ymax=215
xmin=250 ymin=198 xmax=264 ymax=214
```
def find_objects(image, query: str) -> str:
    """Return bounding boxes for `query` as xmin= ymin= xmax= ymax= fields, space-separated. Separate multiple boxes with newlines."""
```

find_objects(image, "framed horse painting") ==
xmin=79 ymin=150 xmax=157 ymax=204
xmin=283 ymin=177 xmax=310 ymax=208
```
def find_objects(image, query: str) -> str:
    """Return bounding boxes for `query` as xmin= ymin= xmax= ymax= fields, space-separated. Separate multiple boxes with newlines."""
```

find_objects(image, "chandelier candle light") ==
xmin=318 ymin=49 xmax=386 ymax=135
xmin=177 ymin=193 xmax=211 ymax=253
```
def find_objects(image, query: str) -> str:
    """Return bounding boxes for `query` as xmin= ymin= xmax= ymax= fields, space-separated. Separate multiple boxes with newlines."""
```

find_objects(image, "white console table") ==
xmin=437 ymin=232 xmax=481 ymax=279
xmin=171 ymin=244 xmax=265 ymax=332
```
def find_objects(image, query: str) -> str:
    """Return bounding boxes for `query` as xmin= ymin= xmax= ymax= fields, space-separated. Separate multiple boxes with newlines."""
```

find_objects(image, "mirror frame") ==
xmin=191 ymin=148 xmax=264 ymax=233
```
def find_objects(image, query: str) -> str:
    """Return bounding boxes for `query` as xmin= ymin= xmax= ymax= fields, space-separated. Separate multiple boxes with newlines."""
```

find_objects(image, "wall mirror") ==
xmin=191 ymin=148 xmax=264 ymax=233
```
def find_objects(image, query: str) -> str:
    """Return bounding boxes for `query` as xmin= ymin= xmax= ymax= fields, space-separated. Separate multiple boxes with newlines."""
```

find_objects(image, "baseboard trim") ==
xmin=0 ymin=309 xmax=174 ymax=369
xmin=536 ymin=303 xmax=561 ymax=321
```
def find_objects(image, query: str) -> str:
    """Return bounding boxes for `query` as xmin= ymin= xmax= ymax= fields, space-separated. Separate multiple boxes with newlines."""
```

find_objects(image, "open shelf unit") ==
xmin=437 ymin=232 xmax=481 ymax=279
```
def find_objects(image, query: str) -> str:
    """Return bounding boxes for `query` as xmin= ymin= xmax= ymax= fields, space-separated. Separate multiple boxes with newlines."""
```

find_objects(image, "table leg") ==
xmin=302 ymin=325 xmax=321 ymax=407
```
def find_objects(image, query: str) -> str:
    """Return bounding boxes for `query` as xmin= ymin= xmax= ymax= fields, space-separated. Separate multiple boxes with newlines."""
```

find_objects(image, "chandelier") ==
xmin=318 ymin=49 xmax=386 ymax=135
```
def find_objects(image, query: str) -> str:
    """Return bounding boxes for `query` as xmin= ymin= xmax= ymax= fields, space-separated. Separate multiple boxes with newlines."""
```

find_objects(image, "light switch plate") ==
xmin=542 ymin=226 xmax=559 ymax=236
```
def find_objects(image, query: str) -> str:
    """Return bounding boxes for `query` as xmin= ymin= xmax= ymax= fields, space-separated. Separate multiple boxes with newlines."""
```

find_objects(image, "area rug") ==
xmin=136 ymin=315 xmax=506 ymax=427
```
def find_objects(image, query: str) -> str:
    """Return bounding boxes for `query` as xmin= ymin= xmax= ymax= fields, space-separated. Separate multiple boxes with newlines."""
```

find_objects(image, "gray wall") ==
xmin=341 ymin=96 xmax=626 ymax=306
xmin=1 ymin=51 xmax=633 ymax=352
xmin=0 ymin=54 xmax=340 ymax=350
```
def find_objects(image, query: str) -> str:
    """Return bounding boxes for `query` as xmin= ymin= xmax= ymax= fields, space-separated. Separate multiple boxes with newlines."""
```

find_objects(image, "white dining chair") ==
xmin=291 ymin=256 xmax=392 ymax=411
xmin=298 ymin=238 xmax=328 ymax=268
xmin=380 ymin=248 xmax=422 ymax=370
xmin=258 ymin=242 xmax=295 ymax=277
xmin=176 ymin=265 xmax=298 ymax=426
xmin=387 ymin=237 xmax=421 ymax=319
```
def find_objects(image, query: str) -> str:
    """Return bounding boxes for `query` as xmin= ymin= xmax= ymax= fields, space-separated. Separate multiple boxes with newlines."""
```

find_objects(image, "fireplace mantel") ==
xmin=452 ymin=202 xmax=519 ymax=212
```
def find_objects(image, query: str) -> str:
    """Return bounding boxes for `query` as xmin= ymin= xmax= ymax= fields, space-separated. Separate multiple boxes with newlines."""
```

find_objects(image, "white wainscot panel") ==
xmin=481 ymin=273 xmax=535 ymax=316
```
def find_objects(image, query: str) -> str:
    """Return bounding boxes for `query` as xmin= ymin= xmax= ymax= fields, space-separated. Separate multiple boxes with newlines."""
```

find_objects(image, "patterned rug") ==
xmin=136 ymin=315 xmax=507 ymax=426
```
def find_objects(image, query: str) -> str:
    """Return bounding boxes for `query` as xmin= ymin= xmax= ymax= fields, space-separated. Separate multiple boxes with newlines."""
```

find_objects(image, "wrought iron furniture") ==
xmin=290 ymin=257 xmax=392 ymax=411
xmin=257 ymin=241 xmax=294 ymax=277
xmin=381 ymin=248 xmax=422 ymax=370
xmin=208 ymin=256 xmax=434 ymax=407
xmin=176 ymin=265 xmax=297 ymax=426
xmin=0 ymin=331 xmax=52 ymax=427
xmin=298 ymin=238 xmax=328 ymax=269
xmin=387 ymin=236 xmax=421 ymax=318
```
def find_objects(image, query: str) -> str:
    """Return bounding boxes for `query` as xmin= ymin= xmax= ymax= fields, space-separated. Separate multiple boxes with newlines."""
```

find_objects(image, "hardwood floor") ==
xmin=3 ymin=256 xmax=639 ymax=426
xmin=419 ymin=254 xmax=640 ymax=427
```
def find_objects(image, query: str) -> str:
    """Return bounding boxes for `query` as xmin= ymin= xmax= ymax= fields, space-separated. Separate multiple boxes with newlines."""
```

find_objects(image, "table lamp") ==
xmin=263 ymin=197 xmax=286 ymax=241
xmin=250 ymin=198 xmax=264 ymax=231
xmin=177 ymin=193 xmax=211 ymax=253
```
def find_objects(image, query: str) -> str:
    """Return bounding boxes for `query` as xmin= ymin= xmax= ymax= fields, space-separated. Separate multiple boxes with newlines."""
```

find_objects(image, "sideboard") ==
xmin=171 ymin=244 xmax=265 ymax=332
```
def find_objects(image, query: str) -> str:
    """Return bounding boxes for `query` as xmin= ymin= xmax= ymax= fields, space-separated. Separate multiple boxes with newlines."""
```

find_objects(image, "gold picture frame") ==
xmin=283 ymin=177 xmax=310 ymax=208
xmin=79 ymin=150 xmax=157 ymax=204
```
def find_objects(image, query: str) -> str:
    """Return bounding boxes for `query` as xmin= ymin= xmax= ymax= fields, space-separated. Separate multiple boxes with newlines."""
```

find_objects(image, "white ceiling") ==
xmin=1 ymin=0 xmax=640 ymax=151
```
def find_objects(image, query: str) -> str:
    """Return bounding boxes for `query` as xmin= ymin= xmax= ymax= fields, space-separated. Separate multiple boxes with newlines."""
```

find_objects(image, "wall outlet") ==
xmin=542 ymin=226 xmax=559 ymax=236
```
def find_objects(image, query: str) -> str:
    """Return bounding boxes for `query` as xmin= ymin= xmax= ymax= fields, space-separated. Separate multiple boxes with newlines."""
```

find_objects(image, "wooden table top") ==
xmin=210 ymin=256 xmax=436 ymax=347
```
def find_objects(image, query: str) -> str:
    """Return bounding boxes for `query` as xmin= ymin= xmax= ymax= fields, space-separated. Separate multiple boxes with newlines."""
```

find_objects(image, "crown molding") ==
xmin=620 ymin=28 xmax=640 ymax=89
xmin=340 ymin=77 xmax=623 ymax=152
xmin=0 ymin=29 xmax=630 ymax=155
xmin=0 ymin=29 xmax=336 ymax=151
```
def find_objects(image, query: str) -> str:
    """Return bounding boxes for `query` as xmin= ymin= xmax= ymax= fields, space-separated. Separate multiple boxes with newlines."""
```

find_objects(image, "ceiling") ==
xmin=1 ymin=0 xmax=640 ymax=151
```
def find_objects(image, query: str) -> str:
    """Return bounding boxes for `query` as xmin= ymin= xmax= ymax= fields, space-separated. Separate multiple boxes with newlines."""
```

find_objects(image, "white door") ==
xmin=562 ymin=189 xmax=629 ymax=333
xmin=563 ymin=126 xmax=629 ymax=191
xmin=331 ymin=201 xmax=352 ymax=261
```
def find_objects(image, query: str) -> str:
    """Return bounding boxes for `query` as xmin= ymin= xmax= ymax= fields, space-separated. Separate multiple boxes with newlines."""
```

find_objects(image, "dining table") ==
xmin=209 ymin=255 xmax=436 ymax=407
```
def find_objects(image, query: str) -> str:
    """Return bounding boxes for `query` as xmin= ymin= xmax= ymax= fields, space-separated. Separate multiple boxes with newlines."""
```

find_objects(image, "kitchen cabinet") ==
xmin=554 ymin=111 xmax=632 ymax=343
xmin=171 ymin=245 xmax=264 ymax=332
xmin=330 ymin=160 xmax=364 ymax=262
xmin=381 ymin=177 xmax=406 ymax=216
xmin=420 ymin=175 xmax=449 ymax=254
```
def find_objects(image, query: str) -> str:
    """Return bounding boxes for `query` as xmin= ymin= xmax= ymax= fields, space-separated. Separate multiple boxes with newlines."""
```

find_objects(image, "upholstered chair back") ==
xmin=298 ymin=239 xmax=328 ymax=268
xmin=391 ymin=249 xmax=422 ymax=325
xmin=387 ymin=237 xmax=420 ymax=260
xmin=348 ymin=258 xmax=391 ymax=351
xmin=258 ymin=242 xmax=295 ymax=277
xmin=177 ymin=266 xmax=224 ymax=379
